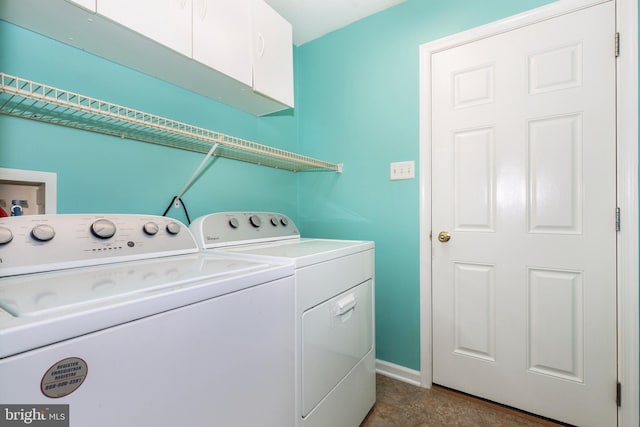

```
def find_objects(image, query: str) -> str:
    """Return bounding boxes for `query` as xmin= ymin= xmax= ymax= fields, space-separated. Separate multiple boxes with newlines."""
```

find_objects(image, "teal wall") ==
xmin=0 ymin=20 xmax=299 ymax=223
xmin=296 ymin=0 xmax=556 ymax=370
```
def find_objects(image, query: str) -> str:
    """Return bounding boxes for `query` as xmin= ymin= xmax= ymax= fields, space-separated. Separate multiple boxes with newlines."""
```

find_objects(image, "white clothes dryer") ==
xmin=0 ymin=214 xmax=295 ymax=427
xmin=190 ymin=212 xmax=376 ymax=427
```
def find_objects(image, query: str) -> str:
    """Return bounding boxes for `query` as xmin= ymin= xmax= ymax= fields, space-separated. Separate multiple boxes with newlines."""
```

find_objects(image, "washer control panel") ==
xmin=0 ymin=214 xmax=198 ymax=277
xmin=190 ymin=212 xmax=299 ymax=249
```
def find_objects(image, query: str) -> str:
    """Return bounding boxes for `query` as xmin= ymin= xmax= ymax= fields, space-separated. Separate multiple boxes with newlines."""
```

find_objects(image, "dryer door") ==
xmin=301 ymin=279 xmax=373 ymax=416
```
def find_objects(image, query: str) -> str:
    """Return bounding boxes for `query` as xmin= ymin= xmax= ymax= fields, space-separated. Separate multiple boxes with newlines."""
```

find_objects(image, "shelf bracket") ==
xmin=173 ymin=142 xmax=220 ymax=209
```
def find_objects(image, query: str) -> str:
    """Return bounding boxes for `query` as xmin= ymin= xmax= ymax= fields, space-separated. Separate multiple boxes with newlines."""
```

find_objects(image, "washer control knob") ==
xmin=249 ymin=215 xmax=262 ymax=228
xmin=32 ymin=224 xmax=56 ymax=242
xmin=229 ymin=218 xmax=239 ymax=229
xmin=143 ymin=222 xmax=159 ymax=235
xmin=0 ymin=226 xmax=14 ymax=244
xmin=270 ymin=218 xmax=279 ymax=226
xmin=280 ymin=217 xmax=289 ymax=227
xmin=166 ymin=221 xmax=181 ymax=235
xmin=91 ymin=219 xmax=116 ymax=239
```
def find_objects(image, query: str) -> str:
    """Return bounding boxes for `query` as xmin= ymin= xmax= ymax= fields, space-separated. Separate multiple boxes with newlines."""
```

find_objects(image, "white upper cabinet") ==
xmin=192 ymin=0 xmax=252 ymax=87
xmin=66 ymin=0 xmax=96 ymax=12
xmin=1 ymin=0 xmax=293 ymax=115
xmin=250 ymin=0 xmax=294 ymax=108
xmin=97 ymin=0 xmax=193 ymax=57
xmin=193 ymin=0 xmax=294 ymax=108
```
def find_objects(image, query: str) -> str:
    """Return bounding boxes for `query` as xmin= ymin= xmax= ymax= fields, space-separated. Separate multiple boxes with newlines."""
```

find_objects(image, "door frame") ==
xmin=418 ymin=0 xmax=638 ymax=425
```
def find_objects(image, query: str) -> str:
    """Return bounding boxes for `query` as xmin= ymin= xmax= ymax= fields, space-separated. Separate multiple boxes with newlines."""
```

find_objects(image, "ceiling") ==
xmin=264 ymin=0 xmax=406 ymax=46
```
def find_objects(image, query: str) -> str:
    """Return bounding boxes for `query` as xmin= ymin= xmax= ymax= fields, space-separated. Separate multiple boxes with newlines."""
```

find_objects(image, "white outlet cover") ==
xmin=390 ymin=161 xmax=415 ymax=180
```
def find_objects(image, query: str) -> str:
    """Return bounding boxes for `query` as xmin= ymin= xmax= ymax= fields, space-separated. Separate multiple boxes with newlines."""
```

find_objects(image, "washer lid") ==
xmin=0 ymin=253 xmax=294 ymax=359
xmin=0 ymin=253 xmax=284 ymax=318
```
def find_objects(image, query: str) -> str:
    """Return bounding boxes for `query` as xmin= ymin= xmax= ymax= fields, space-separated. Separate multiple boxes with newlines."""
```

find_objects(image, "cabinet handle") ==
xmin=257 ymin=32 xmax=265 ymax=57
xmin=196 ymin=0 xmax=207 ymax=19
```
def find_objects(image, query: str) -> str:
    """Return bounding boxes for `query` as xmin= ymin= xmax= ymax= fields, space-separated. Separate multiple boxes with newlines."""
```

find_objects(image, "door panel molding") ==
xmin=419 ymin=0 xmax=638 ymax=425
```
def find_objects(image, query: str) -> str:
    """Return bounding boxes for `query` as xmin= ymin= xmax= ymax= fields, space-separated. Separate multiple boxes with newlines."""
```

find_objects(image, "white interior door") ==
xmin=431 ymin=2 xmax=617 ymax=426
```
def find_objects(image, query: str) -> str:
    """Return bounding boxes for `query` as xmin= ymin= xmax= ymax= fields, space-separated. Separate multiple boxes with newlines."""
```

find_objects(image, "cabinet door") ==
xmin=250 ymin=0 xmax=294 ymax=107
xmin=192 ymin=0 xmax=252 ymax=86
xmin=98 ymin=0 xmax=192 ymax=57
xmin=66 ymin=0 xmax=96 ymax=12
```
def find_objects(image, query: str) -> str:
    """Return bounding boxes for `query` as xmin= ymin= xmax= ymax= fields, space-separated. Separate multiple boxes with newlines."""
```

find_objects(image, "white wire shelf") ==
xmin=0 ymin=73 xmax=342 ymax=173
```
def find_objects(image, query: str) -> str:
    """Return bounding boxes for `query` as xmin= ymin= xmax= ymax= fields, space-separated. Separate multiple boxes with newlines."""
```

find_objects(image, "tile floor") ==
xmin=360 ymin=374 xmax=567 ymax=427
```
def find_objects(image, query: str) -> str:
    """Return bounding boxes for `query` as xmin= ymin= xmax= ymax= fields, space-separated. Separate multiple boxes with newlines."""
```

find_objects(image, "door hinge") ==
xmin=616 ymin=382 xmax=622 ymax=407
xmin=616 ymin=207 xmax=621 ymax=231
xmin=615 ymin=32 xmax=620 ymax=57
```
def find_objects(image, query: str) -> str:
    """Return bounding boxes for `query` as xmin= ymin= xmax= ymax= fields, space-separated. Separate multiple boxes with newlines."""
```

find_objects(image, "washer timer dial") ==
xmin=91 ymin=219 xmax=116 ymax=239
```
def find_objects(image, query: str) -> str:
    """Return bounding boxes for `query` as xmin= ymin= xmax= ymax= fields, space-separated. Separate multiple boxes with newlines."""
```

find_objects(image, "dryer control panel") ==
xmin=190 ymin=212 xmax=300 ymax=249
xmin=0 ymin=214 xmax=198 ymax=277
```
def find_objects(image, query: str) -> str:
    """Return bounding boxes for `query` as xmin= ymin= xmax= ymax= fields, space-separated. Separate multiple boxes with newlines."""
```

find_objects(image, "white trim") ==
xmin=418 ymin=0 xmax=638 ymax=425
xmin=0 ymin=167 xmax=57 ymax=214
xmin=418 ymin=33 xmax=433 ymax=389
xmin=376 ymin=359 xmax=422 ymax=387
xmin=418 ymin=0 xmax=611 ymax=56
xmin=615 ymin=0 xmax=638 ymax=424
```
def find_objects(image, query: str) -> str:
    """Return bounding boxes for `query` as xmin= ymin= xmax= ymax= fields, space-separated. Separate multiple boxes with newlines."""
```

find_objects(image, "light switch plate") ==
xmin=390 ymin=161 xmax=415 ymax=180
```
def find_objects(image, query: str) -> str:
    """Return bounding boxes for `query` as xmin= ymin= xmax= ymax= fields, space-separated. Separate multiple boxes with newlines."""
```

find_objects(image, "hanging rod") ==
xmin=0 ymin=73 xmax=342 ymax=173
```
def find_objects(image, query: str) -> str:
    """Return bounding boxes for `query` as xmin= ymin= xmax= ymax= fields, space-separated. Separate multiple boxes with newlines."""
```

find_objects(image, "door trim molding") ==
xmin=418 ymin=0 xmax=638 ymax=425
xmin=614 ymin=0 xmax=638 ymax=422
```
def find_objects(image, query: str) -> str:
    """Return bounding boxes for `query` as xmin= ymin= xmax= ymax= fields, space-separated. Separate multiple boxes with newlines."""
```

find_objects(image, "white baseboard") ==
xmin=375 ymin=360 xmax=423 ymax=387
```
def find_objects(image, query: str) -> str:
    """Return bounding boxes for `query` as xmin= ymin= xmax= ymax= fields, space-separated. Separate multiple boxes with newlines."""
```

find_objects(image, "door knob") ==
xmin=438 ymin=231 xmax=451 ymax=243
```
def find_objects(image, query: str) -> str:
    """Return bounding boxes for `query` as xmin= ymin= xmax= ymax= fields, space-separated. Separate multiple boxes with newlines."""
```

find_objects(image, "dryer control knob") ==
xmin=249 ymin=215 xmax=262 ymax=228
xmin=143 ymin=222 xmax=159 ymax=235
xmin=0 ymin=226 xmax=13 ymax=244
xmin=91 ymin=219 xmax=116 ymax=239
xmin=279 ymin=217 xmax=289 ymax=226
xmin=270 ymin=218 xmax=279 ymax=226
xmin=166 ymin=221 xmax=181 ymax=235
xmin=32 ymin=224 xmax=56 ymax=242
xmin=229 ymin=218 xmax=239 ymax=229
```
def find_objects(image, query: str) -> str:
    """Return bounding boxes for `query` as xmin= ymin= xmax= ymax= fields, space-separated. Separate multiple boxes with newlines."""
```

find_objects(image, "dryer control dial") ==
xmin=229 ymin=218 xmax=239 ymax=229
xmin=0 ymin=226 xmax=13 ymax=244
xmin=249 ymin=215 xmax=262 ymax=228
xmin=31 ymin=224 xmax=56 ymax=242
xmin=91 ymin=219 xmax=116 ymax=239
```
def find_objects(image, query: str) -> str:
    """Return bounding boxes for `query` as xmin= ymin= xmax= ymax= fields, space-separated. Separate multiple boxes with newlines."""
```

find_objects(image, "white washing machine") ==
xmin=190 ymin=212 xmax=376 ymax=427
xmin=0 ymin=214 xmax=295 ymax=427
